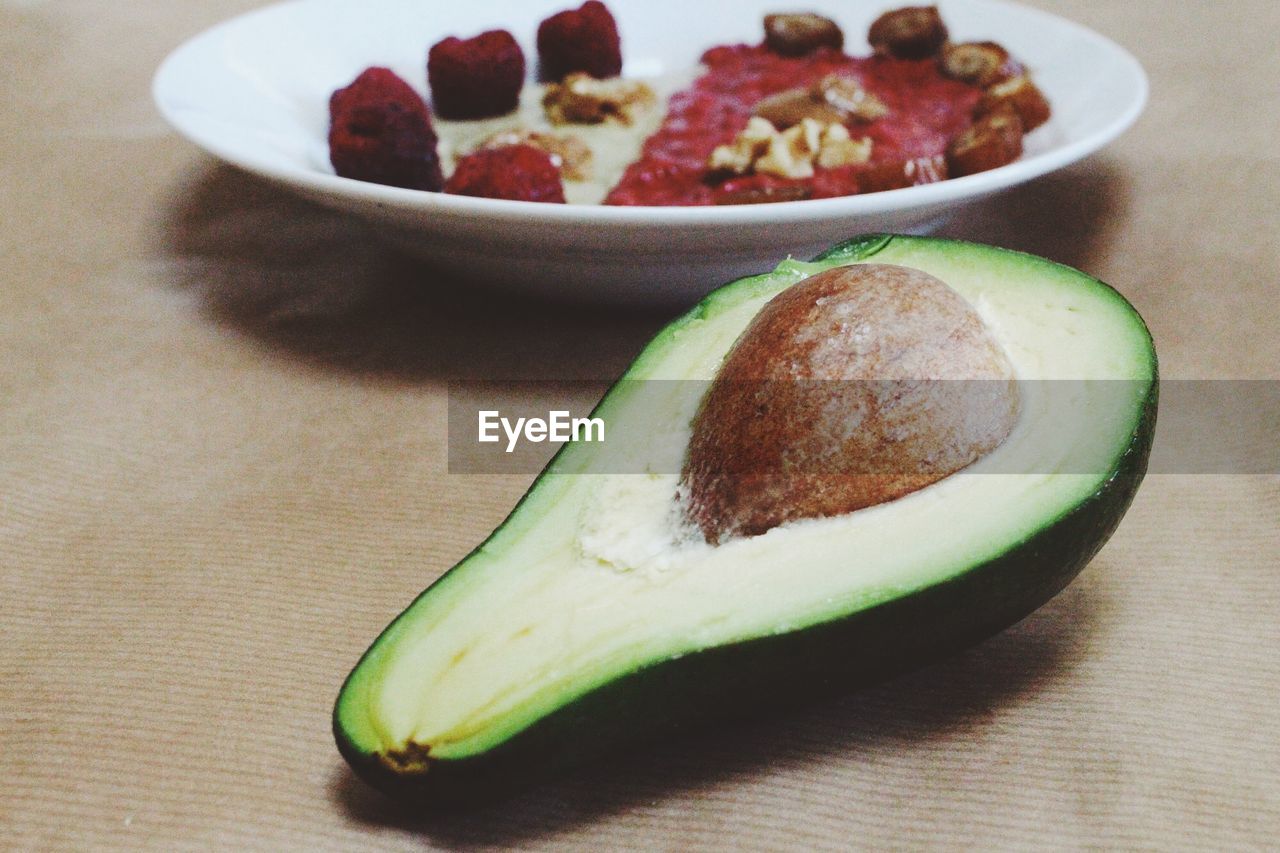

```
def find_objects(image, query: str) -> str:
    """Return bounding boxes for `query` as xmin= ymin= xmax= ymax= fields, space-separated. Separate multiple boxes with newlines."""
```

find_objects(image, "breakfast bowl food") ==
xmin=154 ymin=0 xmax=1148 ymax=304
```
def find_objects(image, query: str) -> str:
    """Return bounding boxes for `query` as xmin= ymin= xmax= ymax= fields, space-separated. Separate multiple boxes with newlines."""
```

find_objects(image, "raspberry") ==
xmin=444 ymin=145 xmax=567 ymax=203
xmin=428 ymin=30 xmax=525 ymax=120
xmin=328 ymin=67 xmax=443 ymax=191
xmin=536 ymin=1 xmax=623 ymax=81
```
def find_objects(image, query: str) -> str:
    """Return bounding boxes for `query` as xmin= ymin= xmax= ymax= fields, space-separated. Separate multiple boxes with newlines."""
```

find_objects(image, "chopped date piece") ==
xmin=868 ymin=6 xmax=948 ymax=60
xmin=713 ymin=178 xmax=812 ymax=205
xmin=444 ymin=144 xmax=567 ymax=203
xmin=428 ymin=30 xmax=525 ymax=120
xmin=753 ymin=88 xmax=848 ymax=129
xmin=858 ymin=155 xmax=948 ymax=193
xmin=753 ymin=76 xmax=888 ymax=129
xmin=537 ymin=1 xmax=623 ymax=81
xmin=939 ymin=41 xmax=1022 ymax=88
xmin=328 ymin=67 xmax=443 ymax=191
xmin=946 ymin=106 xmax=1023 ymax=177
xmin=763 ymin=13 xmax=844 ymax=57
xmin=976 ymin=75 xmax=1051 ymax=132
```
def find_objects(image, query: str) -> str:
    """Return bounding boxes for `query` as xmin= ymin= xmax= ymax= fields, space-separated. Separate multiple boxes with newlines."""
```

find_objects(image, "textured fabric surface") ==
xmin=3 ymin=1 xmax=1278 ymax=849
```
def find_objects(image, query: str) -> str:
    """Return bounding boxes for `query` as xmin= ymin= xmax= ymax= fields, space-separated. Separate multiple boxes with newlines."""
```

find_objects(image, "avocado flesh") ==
xmin=336 ymin=235 xmax=1157 ymax=793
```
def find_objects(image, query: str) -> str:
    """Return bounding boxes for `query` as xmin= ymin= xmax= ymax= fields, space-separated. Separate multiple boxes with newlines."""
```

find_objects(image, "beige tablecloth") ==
xmin=3 ymin=1 xmax=1278 ymax=848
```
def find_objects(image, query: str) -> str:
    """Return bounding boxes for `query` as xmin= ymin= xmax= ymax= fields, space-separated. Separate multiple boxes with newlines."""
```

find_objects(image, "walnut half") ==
xmin=542 ymin=73 xmax=656 ymax=126
xmin=753 ymin=76 xmax=889 ymax=130
xmin=709 ymin=118 xmax=873 ymax=180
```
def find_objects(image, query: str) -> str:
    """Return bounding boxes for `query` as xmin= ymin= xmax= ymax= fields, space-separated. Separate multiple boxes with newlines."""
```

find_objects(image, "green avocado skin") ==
xmin=334 ymin=235 xmax=1159 ymax=807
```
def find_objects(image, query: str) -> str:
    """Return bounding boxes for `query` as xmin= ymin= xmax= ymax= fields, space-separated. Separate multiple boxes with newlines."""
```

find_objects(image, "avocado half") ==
xmin=335 ymin=235 xmax=1158 ymax=804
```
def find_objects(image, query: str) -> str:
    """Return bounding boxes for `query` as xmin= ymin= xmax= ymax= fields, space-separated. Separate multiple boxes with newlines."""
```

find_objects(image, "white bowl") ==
xmin=153 ymin=0 xmax=1147 ymax=305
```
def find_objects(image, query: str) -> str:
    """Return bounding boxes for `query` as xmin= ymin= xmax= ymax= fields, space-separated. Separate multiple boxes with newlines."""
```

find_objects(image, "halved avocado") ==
xmin=334 ymin=235 xmax=1158 ymax=804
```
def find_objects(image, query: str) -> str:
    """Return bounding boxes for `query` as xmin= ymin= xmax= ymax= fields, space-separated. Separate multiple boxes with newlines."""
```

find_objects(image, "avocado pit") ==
xmin=681 ymin=263 xmax=1021 ymax=544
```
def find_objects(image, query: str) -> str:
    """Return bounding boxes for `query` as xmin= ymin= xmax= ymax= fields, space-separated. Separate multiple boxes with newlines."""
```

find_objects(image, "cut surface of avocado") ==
xmin=335 ymin=235 xmax=1157 ymax=802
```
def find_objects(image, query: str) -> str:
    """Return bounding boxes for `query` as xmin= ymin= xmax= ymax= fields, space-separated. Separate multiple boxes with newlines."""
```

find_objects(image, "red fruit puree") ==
xmin=605 ymin=44 xmax=982 ymax=206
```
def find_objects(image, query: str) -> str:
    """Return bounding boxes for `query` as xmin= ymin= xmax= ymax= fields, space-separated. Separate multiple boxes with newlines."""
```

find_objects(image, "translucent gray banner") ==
xmin=447 ymin=380 xmax=1277 ymax=475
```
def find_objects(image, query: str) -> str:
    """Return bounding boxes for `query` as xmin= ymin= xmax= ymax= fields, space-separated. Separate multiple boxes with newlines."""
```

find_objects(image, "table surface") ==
xmin=4 ymin=1 xmax=1278 ymax=848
